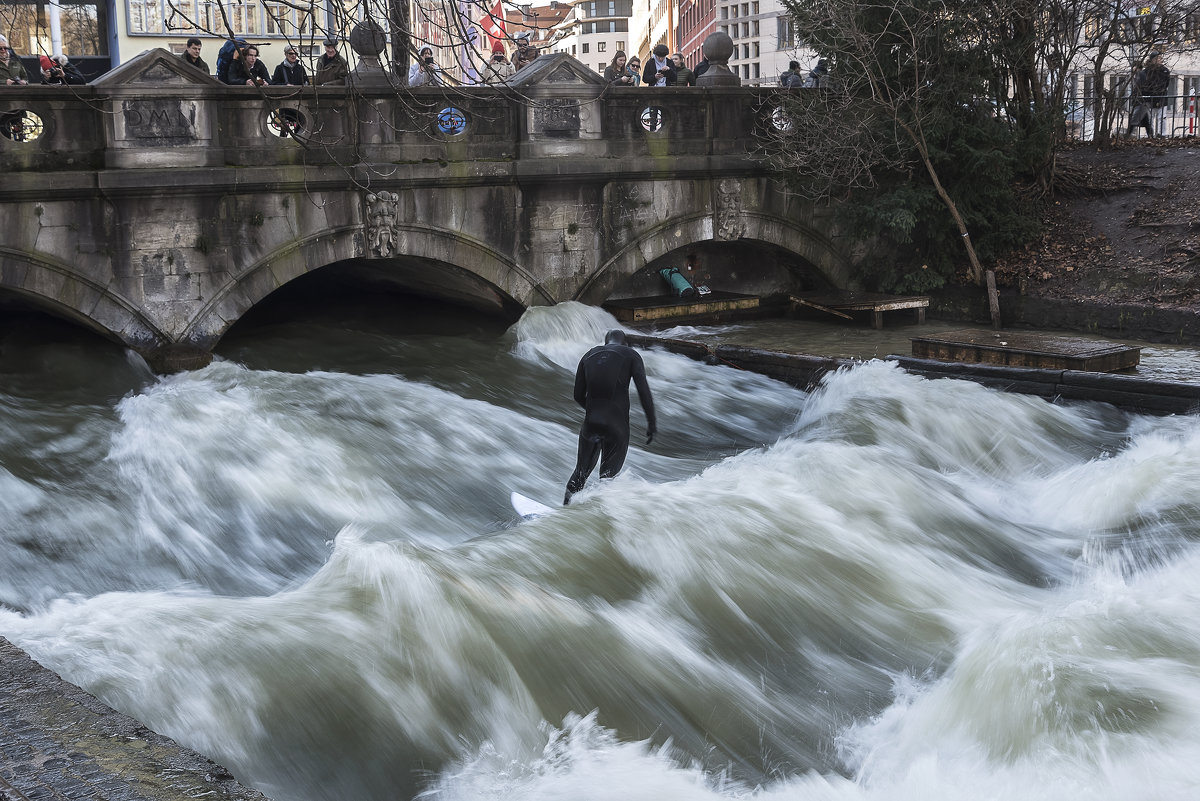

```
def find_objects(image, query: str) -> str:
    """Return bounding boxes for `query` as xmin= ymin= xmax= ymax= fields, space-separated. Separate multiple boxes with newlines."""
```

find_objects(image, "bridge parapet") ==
xmin=0 ymin=50 xmax=778 ymax=176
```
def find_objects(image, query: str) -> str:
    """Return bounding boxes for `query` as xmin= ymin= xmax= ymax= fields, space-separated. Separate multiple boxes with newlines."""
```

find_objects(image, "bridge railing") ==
xmin=0 ymin=85 xmax=786 ymax=175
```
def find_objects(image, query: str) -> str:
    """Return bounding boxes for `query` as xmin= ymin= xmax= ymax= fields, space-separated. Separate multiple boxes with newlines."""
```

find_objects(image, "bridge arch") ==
xmin=576 ymin=211 xmax=856 ymax=306
xmin=183 ymin=224 xmax=551 ymax=351
xmin=0 ymin=249 xmax=168 ymax=351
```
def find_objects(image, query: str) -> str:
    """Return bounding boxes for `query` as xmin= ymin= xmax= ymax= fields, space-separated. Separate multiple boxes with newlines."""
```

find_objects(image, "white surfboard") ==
xmin=511 ymin=491 xmax=555 ymax=520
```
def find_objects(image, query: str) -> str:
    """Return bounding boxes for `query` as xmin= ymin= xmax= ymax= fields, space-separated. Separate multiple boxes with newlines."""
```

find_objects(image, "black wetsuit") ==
xmin=565 ymin=335 xmax=656 ymax=504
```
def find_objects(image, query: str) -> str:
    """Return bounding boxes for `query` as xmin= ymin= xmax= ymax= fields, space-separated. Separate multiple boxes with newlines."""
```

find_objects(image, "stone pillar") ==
xmin=145 ymin=344 xmax=213 ymax=374
xmin=696 ymin=32 xmax=740 ymax=87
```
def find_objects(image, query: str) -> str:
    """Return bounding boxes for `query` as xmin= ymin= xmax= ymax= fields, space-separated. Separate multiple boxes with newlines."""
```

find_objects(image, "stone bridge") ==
xmin=0 ymin=49 xmax=858 ymax=370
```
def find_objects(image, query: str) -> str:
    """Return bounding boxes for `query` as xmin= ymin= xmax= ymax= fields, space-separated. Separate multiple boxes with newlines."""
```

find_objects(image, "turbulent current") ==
xmin=5 ymin=299 xmax=1200 ymax=800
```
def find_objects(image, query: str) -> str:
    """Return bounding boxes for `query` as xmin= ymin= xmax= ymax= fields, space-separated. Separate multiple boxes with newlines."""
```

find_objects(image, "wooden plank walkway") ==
xmin=790 ymin=291 xmax=930 ymax=328
xmin=911 ymin=328 xmax=1141 ymax=372
xmin=603 ymin=291 xmax=760 ymax=324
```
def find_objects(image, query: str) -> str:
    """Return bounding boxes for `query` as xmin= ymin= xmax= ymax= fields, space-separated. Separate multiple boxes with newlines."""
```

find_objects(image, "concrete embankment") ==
xmin=0 ymin=637 xmax=267 ymax=801
xmin=931 ymin=289 xmax=1200 ymax=347
xmin=628 ymin=334 xmax=1200 ymax=416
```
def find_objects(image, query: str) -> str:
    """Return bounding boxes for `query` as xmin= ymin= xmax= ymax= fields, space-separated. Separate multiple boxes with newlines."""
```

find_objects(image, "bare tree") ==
xmin=769 ymin=0 xmax=994 ymax=284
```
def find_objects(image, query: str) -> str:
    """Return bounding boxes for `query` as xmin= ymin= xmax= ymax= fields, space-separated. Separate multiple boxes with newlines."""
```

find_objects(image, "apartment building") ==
xmin=711 ymin=0 xmax=812 ymax=84
xmin=677 ymin=0 xmax=714 ymax=68
xmin=548 ymin=0 xmax=632 ymax=74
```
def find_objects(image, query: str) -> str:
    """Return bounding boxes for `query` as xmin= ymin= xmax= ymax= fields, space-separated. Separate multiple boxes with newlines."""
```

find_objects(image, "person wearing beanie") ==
xmin=482 ymin=41 xmax=514 ymax=84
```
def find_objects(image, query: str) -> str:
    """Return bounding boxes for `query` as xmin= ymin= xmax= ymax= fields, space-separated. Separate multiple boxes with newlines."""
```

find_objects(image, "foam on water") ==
xmin=5 ymin=303 xmax=1200 ymax=800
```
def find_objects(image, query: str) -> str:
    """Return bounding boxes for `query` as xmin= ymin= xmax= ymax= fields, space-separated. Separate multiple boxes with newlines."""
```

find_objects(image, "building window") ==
xmin=582 ymin=42 xmax=589 ymax=53
xmin=741 ymin=2 xmax=748 ymax=16
xmin=572 ymin=44 xmax=576 ymax=54
xmin=598 ymin=41 xmax=606 ymax=51
xmin=741 ymin=20 xmax=748 ymax=36
xmin=9 ymin=0 xmax=109 ymax=53
xmin=742 ymin=43 xmax=748 ymax=58
xmin=751 ymin=19 xmax=758 ymax=35
xmin=777 ymin=15 xmax=793 ymax=48
xmin=724 ymin=4 xmax=731 ymax=17
xmin=617 ymin=40 xmax=625 ymax=50
xmin=751 ymin=0 xmax=758 ymax=12
xmin=752 ymin=62 xmax=759 ymax=78
xmin=598 ymin=61 xmax=604 ymax=70
xmin=752 ymin=41 xmax=758 ymax=57
xmin=1186 ymin=11 xmax=1200 ymax=42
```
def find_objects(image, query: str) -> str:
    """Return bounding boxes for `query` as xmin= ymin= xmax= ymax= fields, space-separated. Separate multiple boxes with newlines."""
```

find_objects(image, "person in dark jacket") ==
xmin=563 ymin=330 xmax=657 ymax=505
xmin=671 ymin=53 xmax=694 ymax=86
xmin=314 ymin=39 xmax=348 ymax=85
xmin=604 ymin=51 xmax=634 ymax=85
xmin=0 ymin=36 xmax=29 ymax=85
xmin=642 ymin=43 xmax=676 ymax=86
xmin=779 ymin=60 xmax=803 ymax=88
xmin=1139 ymin=51 xmax=1171 ymax=136
xmin=693 ymin=56 xmax=709 ymax=79
xmin=39 ymin=54 xmax=85 ymax=85
xmin=272 ymin=46 xmax=308 ymax=85
xmin=180 ymin=38 xmax=210 ymax=75
xmin=229 ymin=45 xmax=270 ymax=86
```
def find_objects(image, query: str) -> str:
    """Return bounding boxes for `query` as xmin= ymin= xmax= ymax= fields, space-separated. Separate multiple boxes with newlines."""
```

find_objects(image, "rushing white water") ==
xmin=4 ymin=300 xmax=1200 ymax=800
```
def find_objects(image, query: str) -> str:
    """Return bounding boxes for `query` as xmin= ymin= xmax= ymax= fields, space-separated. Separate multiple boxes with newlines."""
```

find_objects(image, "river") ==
xmin=4 ymin=288 xmax=1200 ymax=801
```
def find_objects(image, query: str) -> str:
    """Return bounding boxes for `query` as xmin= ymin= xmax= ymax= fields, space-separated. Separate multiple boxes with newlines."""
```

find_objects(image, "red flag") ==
xmin=481 ymin=0 xmax=506 ymax=50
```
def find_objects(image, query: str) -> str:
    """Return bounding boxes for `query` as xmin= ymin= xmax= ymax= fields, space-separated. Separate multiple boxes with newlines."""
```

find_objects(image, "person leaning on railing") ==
xmin=0 ymin=36 xmax=29 ymax=86
xmin=229 ymin=45 xmax=270 ymax=86
xmin=314 ymin=39 xmax=349 ymax=86
xmin=272 ymin=46 xmax=308 ymax=86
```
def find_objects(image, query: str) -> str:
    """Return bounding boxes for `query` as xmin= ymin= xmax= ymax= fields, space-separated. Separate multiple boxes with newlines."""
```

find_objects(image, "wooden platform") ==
xmin=911 ymin=328 xmax=1141 ymax=372
xmin=604 ymin=291 xmax=760 ymax=324
xmin=790 ymin=291 xmax=930 ymax=328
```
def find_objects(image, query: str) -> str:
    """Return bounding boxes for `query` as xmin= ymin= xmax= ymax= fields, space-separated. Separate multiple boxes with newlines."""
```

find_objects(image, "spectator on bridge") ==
xmin=408 ymin=46 xmax=443 ymax=86
xmin=180 ymin=38 xmax=210 ymax=75
xmin=481 ymin=42 xmax=513 ymax=84
xmin=314 ymin=39 xmax=349 ymax=86
xmin=272 ymin=46 xmax=308 ymax=85
xmin=779 ymin=61 xmax=803 ymax=88
xmin=229 ymin=45 xmax=270 ymax=86
xmin=39 ymin=54 xmax=85 ymax=85
xmin=512 ymin=43 xmax=540 ymax=72
xmin=604 ymin=52 xmax=634 ymax=85
xmin=694 ymin=55 xmax=709 ymax=80
xmin=804 ymin=58 xmax=829 ymax=89
xmin=642 ymin=44 xmax=676 ymax=86
xmin=0 ymin=36 xmax=29 ymax=85
xmin=671 ymin=53 xmax=694 ymax=86
xmin=216 ymin=37 xmax=249 ymax=84
xmin=625 ymin=56 xmax=642 ymax=85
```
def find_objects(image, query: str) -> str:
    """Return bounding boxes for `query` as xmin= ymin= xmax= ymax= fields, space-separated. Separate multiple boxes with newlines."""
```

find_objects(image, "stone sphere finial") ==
xmin=349 ymin=18 xmax=387 ymax=58
xmin=702 ymin=31 xmax=734 ymax=64
xmin=697 ymin=31 xmax=740 ymax=86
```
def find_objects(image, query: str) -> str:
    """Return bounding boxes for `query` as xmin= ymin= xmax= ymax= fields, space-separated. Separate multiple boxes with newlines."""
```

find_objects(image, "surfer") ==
xmin=564 ymin=330 xmax=657 ymax=505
